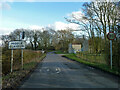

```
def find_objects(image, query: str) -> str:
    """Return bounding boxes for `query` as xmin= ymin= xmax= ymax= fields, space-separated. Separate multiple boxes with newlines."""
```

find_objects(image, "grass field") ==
xmin=63 ymin=54 xmax=120 ymax=76
xmin=76 ymin=53 xmax=106 ymax=64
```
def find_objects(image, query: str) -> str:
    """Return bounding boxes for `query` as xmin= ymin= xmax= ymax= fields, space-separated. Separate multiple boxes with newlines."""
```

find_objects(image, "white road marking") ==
xmin=47 ymin=69 xmax=50 ymax=72
xmin=56 ymin=67 xmax=61 ymax=74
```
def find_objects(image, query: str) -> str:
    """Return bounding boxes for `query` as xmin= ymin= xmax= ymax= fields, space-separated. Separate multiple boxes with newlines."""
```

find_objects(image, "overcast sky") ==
xmin=0 ymin=1 xmax=87 ymax=35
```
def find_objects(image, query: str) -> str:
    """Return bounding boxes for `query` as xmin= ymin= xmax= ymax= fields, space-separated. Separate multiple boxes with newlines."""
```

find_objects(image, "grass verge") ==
xmin=63 ymin=54 xmax=120 ymax=76
xmin=2 ymin=53 xmax=46 ymax=88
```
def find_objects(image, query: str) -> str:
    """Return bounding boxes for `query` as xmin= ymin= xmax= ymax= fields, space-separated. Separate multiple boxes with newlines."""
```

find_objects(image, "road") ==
xmin=20 ymin=52 xmax=119 ymax=88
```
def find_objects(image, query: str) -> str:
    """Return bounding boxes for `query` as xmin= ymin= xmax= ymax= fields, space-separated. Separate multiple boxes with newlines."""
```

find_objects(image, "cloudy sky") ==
xmin=0 ymin=1 xmax=87 ymax=35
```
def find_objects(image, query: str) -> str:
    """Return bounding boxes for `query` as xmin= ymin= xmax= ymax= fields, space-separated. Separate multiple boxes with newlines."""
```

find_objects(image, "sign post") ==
xmin=107 ymin=32 xmax=116 ymax=69
xmin=110 ymin=40 xmax=112 ymax=69
xmin=21 ymin=49 xmax=23 ymax=70
xmin=9 ymin=41 xmax=25 ymax=71
xmin=20 ymin=31 xmax=25 ymax=70
xmin=11 ymin=49 xmax=13 ymax=73
xmin=9 ymin=31 xmax=25 ymax=72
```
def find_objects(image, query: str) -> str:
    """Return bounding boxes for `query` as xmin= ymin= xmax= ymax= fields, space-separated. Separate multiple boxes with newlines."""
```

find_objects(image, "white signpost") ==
xmin=107 ymin=32 xmax=116 ymax=69
xmin=9 ymin=32 xmax=25 ymax=72
xmin=9 ymin=41 xmax=25 ymax=49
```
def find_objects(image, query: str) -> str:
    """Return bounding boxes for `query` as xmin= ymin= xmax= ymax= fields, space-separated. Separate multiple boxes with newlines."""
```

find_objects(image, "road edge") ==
xmin=62 ymin=55 xmax=120 ymax=78
xmin=17 ymin=54 xmax=46 ymax=88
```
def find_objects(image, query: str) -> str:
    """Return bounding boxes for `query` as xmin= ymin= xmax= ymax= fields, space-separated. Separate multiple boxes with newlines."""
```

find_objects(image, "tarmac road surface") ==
xmin=20 ymin=52 xmax=119 ymax=88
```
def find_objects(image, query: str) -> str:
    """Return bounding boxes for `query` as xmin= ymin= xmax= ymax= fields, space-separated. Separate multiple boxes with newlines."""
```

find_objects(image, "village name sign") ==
xmin=8 ymin=32 xmax=25 ymax=72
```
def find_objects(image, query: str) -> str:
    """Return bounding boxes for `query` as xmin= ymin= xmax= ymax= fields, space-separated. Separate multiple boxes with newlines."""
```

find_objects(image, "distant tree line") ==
xmin=1 ymin=28 xmax=84 ymax=52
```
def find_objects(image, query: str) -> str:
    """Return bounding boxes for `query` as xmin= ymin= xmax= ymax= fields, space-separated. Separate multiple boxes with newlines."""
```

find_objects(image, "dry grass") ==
xmin=2 ymin=49 xmax=42 ymax=75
